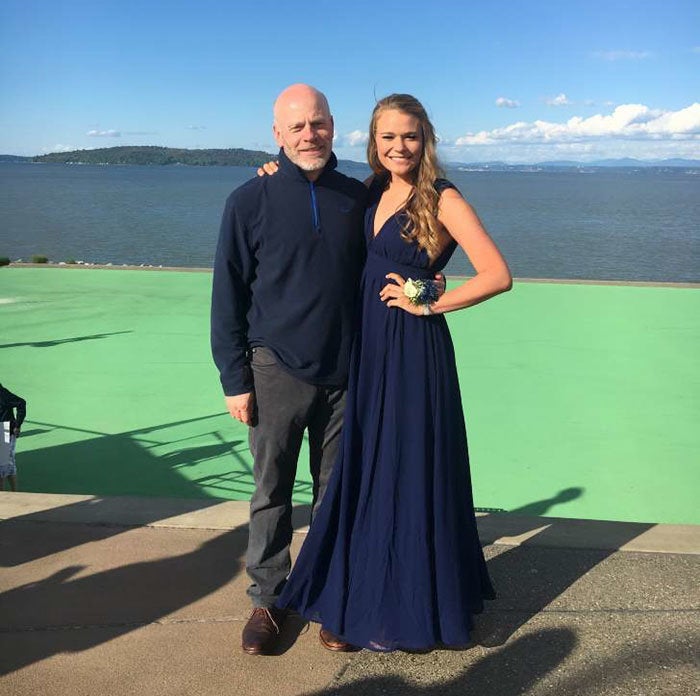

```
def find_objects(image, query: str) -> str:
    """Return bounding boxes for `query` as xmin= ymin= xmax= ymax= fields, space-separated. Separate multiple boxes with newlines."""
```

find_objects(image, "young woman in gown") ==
xmin=275 ymin=94 xmax=512 ymax=652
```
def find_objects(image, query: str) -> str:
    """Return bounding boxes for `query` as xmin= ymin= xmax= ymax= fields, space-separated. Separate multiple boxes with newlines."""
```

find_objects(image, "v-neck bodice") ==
xmin=364 ymin=177 xmax=458 ymax=273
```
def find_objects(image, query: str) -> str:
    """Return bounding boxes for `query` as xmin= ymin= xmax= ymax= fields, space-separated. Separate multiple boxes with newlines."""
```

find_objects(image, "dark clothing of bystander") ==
xmin=0 ymin=384 xmax=26 ymax=432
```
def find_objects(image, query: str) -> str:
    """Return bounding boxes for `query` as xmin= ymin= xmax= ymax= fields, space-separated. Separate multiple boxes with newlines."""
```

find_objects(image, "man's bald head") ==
xmin=272 ymin=84 xmax=334 ymax=177
xmin=273 ymin=84 xmax=331 ymax=125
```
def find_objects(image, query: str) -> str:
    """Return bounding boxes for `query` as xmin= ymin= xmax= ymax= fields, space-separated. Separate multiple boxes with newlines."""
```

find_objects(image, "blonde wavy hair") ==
xmin=367 ymin=94 xmax=445 ymax=260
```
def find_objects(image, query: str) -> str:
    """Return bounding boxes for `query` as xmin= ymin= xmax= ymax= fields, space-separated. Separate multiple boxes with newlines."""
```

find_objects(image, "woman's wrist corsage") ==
xmin=403 ymin=278 xmax=439 ymax=313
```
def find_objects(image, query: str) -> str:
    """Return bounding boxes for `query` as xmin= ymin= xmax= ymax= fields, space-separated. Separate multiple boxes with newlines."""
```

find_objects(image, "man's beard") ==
xmin=288 ymin=149 xmax=330 ymax=172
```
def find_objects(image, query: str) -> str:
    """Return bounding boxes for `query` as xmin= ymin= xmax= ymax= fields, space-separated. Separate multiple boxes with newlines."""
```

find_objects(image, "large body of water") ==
xmin=1 ymin=162 xmax=698 ymax=282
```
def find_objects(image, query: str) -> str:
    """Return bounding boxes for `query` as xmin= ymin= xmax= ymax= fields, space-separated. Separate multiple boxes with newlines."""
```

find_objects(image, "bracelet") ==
xmin=422 ymin=304 xmax=432 ymax=316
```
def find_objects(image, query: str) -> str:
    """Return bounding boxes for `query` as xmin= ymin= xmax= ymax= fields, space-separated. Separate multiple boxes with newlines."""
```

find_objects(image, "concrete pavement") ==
xmin=1 ymin=492 xmax=698 ymax=695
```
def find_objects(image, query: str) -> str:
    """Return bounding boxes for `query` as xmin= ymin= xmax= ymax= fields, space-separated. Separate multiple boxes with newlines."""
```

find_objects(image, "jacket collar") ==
xmin=277 ymin=148 xmax=338 ymax=183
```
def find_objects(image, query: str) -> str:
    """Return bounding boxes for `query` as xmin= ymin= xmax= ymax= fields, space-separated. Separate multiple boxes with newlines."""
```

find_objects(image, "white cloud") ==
xmin=593 ymin=50 xmax=652 ymax=61
xmin=440 ymin=137 xmax=700 ymax=164
xmin=495 ymin=97 xmax=520 ymax=108
xmin=692 ymin=47 xmax=700 ymax=54
xmin=547 ymin=93 xmax=572 ymax=107
xmin=344 ymin=130 xmax=369 ymax=147
xmin=186 ymin=125 xmax=206 ymax=130
xmin=454 ymin=102 xmax=700 ymax=147
xmin=87 ymin=129 xmax=121 ymax=137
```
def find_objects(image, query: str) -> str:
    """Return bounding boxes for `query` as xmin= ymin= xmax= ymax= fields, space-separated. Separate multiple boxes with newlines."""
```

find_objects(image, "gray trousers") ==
xmin=246 ymin=347 xmax=347 ymax=608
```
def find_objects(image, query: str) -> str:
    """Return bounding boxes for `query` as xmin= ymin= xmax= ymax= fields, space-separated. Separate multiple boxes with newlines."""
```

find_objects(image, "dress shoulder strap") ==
xmin=434 ymin=178 xmax=458 ymax=195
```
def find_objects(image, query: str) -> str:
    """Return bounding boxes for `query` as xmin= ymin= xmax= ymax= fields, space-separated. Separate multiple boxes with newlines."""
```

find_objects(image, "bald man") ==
xmin=211 ymin=84 xmax=367 ymax=654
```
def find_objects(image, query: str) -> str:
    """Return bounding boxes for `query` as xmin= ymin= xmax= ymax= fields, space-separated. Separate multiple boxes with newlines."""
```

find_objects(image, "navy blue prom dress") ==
xmin=276 ymin=178 xmax=495 ymax=651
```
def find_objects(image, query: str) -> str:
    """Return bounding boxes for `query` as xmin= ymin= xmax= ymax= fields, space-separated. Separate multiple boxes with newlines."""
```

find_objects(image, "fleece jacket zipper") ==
xmin=309 ymin=181 xmax=321 ymax=233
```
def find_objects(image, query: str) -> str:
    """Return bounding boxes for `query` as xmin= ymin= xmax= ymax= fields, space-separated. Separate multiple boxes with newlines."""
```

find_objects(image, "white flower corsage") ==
xmin=403 ymin=278 xmax=440 ymax=306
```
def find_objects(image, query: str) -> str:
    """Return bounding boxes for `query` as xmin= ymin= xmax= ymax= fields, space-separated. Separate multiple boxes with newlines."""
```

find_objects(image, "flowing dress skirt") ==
xmin=277 ymin=193 xmax=495 ymax=651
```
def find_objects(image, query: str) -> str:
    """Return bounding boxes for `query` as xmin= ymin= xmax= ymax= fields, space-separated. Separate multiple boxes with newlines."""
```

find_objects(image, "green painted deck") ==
xmin=1 ymin=267 xmax=697 ymax=524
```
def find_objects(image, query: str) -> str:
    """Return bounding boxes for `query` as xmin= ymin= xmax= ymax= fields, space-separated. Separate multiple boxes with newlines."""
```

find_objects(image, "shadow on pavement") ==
xmin=0 ymin=497 xmax=225 ymax=567
xmin=0 ymin=504 xmax=313 ymax=676
xmin=317 ymin=627 xmax=578 ymax=695
xmin=0 ymin=488 xmax=660 ymax=682
xmin=313 ymin=625 xmax=697 ymax=695
xmin=474 ymin=489 xmax=654 ymax=647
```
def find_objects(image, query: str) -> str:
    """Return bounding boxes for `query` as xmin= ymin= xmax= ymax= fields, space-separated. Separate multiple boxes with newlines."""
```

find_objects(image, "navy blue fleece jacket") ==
xmin=211 ymin=150 xmax=367 ymax=396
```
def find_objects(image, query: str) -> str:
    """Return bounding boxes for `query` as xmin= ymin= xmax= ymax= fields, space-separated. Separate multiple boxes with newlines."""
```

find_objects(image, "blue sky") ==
xmin=1 ymin=0 xmax=698 ymax=162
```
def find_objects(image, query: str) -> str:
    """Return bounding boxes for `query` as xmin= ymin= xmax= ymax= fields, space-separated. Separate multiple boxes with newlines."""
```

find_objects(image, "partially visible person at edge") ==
xmin=210 ymin=84 xmax=369 ymax=656
xmin=273 ymin=94 xmax=512 ymax=652
xmin=0 ymin=383 xmax=26 ymax=492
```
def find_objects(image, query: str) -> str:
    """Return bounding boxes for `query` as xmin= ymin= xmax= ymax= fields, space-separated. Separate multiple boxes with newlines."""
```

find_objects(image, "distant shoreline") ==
xmin=2 ymin=261 xmax=213 ymax=273
xmin=3 ymin=262 xmax=698 ymax=288
xmin=2 ymin=147 xmax=700 ymax=170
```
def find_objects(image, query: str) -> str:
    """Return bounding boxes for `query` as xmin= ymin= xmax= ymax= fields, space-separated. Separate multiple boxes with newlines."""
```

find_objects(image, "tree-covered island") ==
xmin=32 ymin=146 xmax=277 ymax=166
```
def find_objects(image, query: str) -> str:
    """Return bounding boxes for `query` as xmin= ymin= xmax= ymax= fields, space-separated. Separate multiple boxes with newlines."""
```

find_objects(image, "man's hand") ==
xmin=225 ymin=392 xmax=255 ymax=426
xmin=256 ymin=161 xmax=279 ymax=177
xmin=435 ymin=272 xmax=446 ymax=297
xmin=12 ymin=427 xmax=20 ymax=438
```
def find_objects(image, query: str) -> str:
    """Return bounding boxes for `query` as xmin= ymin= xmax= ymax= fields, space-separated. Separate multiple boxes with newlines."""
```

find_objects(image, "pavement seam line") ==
xmin=0 ymin=616 xmax=247 ymax=633
xmin=4 ymin=608 xmax=698 ymax=634
xmin=483 ymin=608 xmax=700 ymax=615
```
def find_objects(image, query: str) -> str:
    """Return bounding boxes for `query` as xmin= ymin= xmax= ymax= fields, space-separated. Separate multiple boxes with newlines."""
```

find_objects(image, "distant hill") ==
xmin=537 ymin=158 xmax=700 ymax=168
xmin=31 ymin=146 xmax=276 ymax=167
xmin=2 ymin=149 xmax=698 ymax=169
xmin=448 ymin=158 xmax=700 ymax=170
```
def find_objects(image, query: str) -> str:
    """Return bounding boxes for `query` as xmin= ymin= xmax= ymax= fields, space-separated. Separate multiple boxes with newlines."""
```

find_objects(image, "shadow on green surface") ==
xmin=20 ymin=433 xmax=249 ymax=499
xmin=18 ymin=415 xmax=254 ymax=500
xmin=510 ymin=486 xmax=584 ymax=516
xmin=0 ymin=330 xmax=133 ymax=349
xmin=476 ymin=488 xmax=585 ymax=517
xmin=13 ymin=428 xmax=51 ymax=438
xmin=19 ymin=415 xmax=314 ymax=502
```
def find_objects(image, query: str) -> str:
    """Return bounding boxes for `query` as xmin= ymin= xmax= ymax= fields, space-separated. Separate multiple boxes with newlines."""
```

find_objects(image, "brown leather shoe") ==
xmin=242 ymin=607 xmax=286 ymax=655
xmin=319 ymin=627 xmax=357 ymax=652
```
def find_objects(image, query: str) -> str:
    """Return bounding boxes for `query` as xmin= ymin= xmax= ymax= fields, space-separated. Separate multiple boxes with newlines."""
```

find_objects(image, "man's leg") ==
xmin=308 ymin=386 xmax=347 ymax=519
xmin=246 ymin=347 xmax=317 ymax=607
